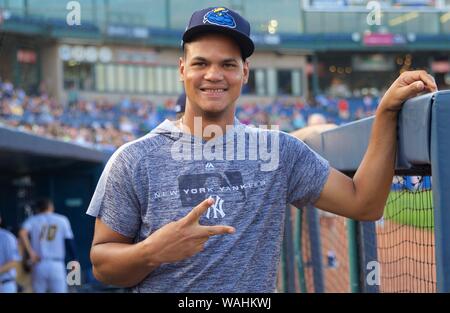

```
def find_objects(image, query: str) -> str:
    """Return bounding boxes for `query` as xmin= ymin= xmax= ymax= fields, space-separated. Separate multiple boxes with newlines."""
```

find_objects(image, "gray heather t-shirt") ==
xmin=86 ymin=118 xmax=330 ymax=292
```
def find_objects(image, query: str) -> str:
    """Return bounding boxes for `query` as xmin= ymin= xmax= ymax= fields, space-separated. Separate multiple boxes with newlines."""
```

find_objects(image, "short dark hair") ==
xmin=34 ymin=198 xmax=53 ymax=213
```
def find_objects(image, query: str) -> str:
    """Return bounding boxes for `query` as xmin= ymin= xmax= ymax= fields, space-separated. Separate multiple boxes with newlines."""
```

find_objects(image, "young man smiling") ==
xmin=87 ymin=7 xmax=437 ymax=292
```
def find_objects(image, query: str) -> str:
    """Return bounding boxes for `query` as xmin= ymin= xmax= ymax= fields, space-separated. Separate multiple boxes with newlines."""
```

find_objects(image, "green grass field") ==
xmin=384 ymin=190 xmax=434 ymax=229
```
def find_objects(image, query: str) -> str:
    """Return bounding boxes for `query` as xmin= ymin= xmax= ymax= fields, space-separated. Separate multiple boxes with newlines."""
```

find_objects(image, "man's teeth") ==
xmin=203 ymin=89 xmax=225 ymax=92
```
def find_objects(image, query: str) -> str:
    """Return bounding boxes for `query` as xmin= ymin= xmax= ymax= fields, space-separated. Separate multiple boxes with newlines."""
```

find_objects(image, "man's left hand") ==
xmin=379 ymin=70 xmax=438 ymax=113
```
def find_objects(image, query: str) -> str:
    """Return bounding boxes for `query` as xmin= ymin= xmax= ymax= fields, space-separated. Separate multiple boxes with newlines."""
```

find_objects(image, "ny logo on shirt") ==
xmin=206 ymin=195 xmax=225 ymax=219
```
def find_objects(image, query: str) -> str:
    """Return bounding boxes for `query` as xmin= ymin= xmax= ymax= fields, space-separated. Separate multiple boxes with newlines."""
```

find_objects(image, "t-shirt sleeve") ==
xmin=21 ymin=218 xmax=32 ymax=232
xmin=86 ymin=148 xmax=141 ymax=238
xmin=284 ymin=134 xmax=330 ymax=208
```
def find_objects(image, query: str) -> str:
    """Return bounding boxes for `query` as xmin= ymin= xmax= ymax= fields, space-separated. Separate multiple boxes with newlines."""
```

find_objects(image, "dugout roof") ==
xmin=0 ymin=126 xmax=110 ymax=174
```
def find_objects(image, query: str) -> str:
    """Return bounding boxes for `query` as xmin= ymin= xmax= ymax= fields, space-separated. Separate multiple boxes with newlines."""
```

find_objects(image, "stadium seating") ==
xmin=0 ymin=79 xmax=378 ymax=150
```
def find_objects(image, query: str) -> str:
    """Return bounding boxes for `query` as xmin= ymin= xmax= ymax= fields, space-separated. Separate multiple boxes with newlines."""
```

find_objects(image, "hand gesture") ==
xmin=143 ymin=198 xmax=235 ymax=264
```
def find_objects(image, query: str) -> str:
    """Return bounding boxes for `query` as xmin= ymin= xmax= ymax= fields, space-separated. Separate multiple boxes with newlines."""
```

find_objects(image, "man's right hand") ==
xmin=28 ymin=250 xmax=40 ymax=265
xmin=142 ymin=198 xmax=235 ymax=265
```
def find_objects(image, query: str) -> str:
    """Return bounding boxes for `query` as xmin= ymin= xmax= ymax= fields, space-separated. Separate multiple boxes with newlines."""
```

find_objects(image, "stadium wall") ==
xmin=52 ymin=42 xmax=308 ymax=104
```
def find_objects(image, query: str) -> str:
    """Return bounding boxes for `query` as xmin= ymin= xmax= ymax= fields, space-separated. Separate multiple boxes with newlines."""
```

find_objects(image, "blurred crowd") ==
xmin=236 ymin=94 xmax=378 ymax=132
xmin=0 ymin=79 xmax=176 ymax=151
xmin=0 ymin=78 xmax=379 ymax=151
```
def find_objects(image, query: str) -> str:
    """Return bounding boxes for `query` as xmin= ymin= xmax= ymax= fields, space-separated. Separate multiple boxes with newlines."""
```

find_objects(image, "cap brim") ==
xmin=183 ymin=25 xmax=254 ymax=59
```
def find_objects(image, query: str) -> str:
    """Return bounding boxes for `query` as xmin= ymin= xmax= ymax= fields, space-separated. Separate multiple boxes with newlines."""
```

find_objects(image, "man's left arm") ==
xmin=314 ymin=70 xmax=437 ymax=221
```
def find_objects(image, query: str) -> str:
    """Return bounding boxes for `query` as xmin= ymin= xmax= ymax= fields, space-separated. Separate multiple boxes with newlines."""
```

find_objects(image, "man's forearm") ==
xmin=0 ymin=261 xmax=18 ymax=274
xmin=19 ymin=230 xmax=34 ymax=255
xmin=352 ymin=107 xmax=398 ymax=220
xmin=91 ymin=240 xmax=160 ymax=288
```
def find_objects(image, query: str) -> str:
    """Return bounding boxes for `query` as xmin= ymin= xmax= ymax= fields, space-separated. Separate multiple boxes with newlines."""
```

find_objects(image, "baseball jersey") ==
xmin=87 ymin=118 xmax=330 ymax=292
xmin=22 ymin=212 xmax=74 ymax=261
xmin=0 ymin=228 xmax=21 ymax=282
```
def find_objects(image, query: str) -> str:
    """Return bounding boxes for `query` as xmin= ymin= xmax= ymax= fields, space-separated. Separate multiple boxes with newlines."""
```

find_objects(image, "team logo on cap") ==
xmin=203 ymin=7 xmax=236 ymax=29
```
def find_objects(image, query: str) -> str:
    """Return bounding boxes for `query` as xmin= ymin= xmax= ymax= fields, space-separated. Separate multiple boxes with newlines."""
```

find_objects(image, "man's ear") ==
xmin=243 ymin=60 xmax=250 ymax=84
xmin=179 ymin=57 xmax=185 ymax=82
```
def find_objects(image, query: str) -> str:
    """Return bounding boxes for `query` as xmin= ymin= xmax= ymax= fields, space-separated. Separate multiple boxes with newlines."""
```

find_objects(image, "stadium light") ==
xmin=388 ymin=12 xmax=419 ymax=27
xmin=440 ymin=12 xmax=450 ymax=24
xmin=268 ymin=19 xmax=278 ymax=34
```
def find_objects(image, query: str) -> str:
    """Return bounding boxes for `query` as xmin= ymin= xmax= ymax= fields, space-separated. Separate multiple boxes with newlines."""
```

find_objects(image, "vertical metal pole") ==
xmin=359 ymin=221 xmax=379 ymax=293
xmin=12 ymin=44 xmax=20 ymax=89
xmin=92 ymin=0 xmax=97 ymax=26
xmin=295 ymin=208 xmax=307 ymax=293
xmin=165 ymin=0 xmax=171 ymax=29
xmin=312 ymin=54 xmax=321 ymax=97
xmin=299 ymin=0 xmax=306 ymax=33
xmin=104 ymin=0 xmax=109 ymax=31
xmin=283 ymin=206 xmax=296 ymax=292
xmin=281 ymin=235 xmax=287 ymax=292
xmin=24 ymin=0 xmax=29 ymax=16
xmin=307 ymin=205 xmax=324 ymax=292
xmin=347 ymin=219 xmax=360 ymax=292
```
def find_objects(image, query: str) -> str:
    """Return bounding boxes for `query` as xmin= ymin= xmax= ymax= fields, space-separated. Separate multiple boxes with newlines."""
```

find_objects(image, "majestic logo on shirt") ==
xmin=205 ymin=162 xmax=215 ymax=170
xmin=170 ymin=117 xmax=280 ymax=172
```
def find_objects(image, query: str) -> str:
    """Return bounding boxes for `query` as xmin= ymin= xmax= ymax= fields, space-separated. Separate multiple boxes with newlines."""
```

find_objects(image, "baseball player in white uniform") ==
xmin=0 ymin=215 xmax=21 ymax=293
xmin=19 ymin=199 xmax=75 ymax=293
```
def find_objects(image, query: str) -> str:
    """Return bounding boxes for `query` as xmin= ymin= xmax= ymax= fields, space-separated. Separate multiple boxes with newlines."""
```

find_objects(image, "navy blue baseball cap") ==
xmin=182 ymin=7 xmax=255 ymax=59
